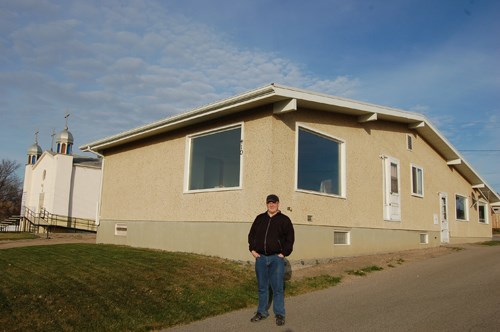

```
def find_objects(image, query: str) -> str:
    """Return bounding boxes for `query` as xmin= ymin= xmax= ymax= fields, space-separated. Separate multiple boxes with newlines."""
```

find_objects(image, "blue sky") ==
xmin=1 ymin=0 xmax=499 ymax=191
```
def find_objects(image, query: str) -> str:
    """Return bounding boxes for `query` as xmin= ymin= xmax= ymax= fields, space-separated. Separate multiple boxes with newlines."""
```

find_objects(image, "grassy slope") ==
xmin=0 ymin=244 xmax=340 ymax=331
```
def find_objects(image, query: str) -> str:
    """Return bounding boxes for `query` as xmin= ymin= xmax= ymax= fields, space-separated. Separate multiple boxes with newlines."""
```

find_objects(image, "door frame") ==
xmin=383 ymin=156 xmax=401 ymax=221
xmin=439 ymin=192 xmax=450 ymax=243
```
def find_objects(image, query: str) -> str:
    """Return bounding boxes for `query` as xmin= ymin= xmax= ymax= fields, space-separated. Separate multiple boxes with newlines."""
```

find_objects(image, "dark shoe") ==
xmin=250 ymin=312 xmax=267 ymax=322
xmin=276 ymin=315 xmax=285 ymax=326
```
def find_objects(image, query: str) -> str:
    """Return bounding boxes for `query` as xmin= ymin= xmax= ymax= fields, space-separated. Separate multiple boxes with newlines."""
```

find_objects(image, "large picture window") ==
xmin=455 ymin=194 xmax=468 ymax=221
xmin=297 ymin=126 xmax=344 ymax=196
xmin=411 ymin=164 xmax=424 ymax=197
xmin=188 ymin=125 xmax=242 ymax=191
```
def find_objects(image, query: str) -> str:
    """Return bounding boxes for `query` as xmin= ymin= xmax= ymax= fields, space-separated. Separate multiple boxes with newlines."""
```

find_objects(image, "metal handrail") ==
xmin=39 ymin=208 xmax=97 ymax=232
xmin=21 ymin=207 xmax=97 ymax=234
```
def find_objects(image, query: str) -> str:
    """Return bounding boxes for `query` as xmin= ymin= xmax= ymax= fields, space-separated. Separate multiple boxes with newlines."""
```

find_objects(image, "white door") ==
xmin=384 ymin=157 xmax=401 ymax=221
xmin=439 ymin=192 xmax=449 ymax=243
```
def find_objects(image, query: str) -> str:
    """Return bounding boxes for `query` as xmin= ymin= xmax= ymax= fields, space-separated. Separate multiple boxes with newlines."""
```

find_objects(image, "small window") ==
xmin=478 ymin=202 xmax=488 ymax=224
xmin=333 ymin=231 xmax=350 ymax=245
xmin=407 ymin=135 xmax=413 ymax=151
xmin=297 ymin=126 xmax=345 ymax=196
xmin=115 ymin=223 xmax=128 ymax=236
xmin=455 ymin=194 xmax=468 ymax=221
xmin=390 ymin=162 xmax=399 ymax=194
xmin=187 ymin=124 xmax=242 ymax=191
xmin=411 ymin=165 xmax=424 ymax=197
xmin=420 ymin=233 xmax=428 ymax=244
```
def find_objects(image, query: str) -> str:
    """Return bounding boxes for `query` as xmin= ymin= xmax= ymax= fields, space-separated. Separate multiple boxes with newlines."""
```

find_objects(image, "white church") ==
xmin=21 ymin=119 xmax=102 ymax=233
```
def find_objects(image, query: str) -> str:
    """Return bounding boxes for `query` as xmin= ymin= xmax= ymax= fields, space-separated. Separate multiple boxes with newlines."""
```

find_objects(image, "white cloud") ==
xmin=2 ymin=0 xmax=497 ymax=189
xmin=0 ymin=0 xmax=459 ymax=159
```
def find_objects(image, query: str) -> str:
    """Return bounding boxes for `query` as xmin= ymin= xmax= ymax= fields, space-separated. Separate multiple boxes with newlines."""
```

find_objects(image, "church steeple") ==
xmin=55 ymin=111 xmax=74 ymax=155
xmin=27 ymin=130 xmax=42 ymax=165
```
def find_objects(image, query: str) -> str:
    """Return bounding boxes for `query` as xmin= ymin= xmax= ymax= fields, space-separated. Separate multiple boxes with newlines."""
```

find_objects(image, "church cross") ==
xmin=51 ymin=129 xmax=56 ymax=152
xmin=64 ymin=111 xmax=70 ymax=129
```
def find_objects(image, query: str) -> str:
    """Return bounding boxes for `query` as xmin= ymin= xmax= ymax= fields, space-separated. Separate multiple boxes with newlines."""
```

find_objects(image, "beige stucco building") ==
xmin=81 ymin=84 xmax=499 ymax=262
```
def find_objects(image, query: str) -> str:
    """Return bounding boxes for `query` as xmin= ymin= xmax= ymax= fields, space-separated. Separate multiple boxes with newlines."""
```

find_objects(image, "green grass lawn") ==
xmin=0 ymin=244 xmax=340 ymax=331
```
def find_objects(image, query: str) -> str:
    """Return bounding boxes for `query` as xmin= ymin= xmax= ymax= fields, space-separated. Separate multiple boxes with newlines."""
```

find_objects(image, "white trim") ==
xmin=383 ymin=156 xmax=401 ymax=221
xmin=358 ymin=112 xmax=377 ymax=123
xmin=115 ymin=223 xmax=127 ymax=236
xmin=295 ymin=123 xmax=346 ymax=198
xmin=478 ymin=201 xmax=489 ymax=224
xmin=410 ymin=164 xmax=424 ymax=198
xmin=273 ymin=98 xmax=297 ymax=114
xmin=184 ymin=122 xmax=244 ymax=193
xmin=333 ymin=230 xmax=351 ymax=245
xmin=419 ymin=233 xmax=429 ymax=244
xmin=455 ymin=193 xmax=469 ymax=221
xmin=439 ymin=192 xmax=450 ymax=243
xmin=80 ymin=83 xmax=499 ymax=204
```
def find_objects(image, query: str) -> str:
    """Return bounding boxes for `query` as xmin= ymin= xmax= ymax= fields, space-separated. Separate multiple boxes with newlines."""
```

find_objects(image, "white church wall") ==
xmin=24 ymin=153 xmax=55 ymax=213
xmin=51 ymin=154 xmax=73 ymax=216
xmin=69 ymin=165 xmax=101 ymax=220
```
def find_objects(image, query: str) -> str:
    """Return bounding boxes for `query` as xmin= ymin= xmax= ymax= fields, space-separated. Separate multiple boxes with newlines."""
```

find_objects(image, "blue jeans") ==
xmin=255 ymin=254 xmax=285 ymax=317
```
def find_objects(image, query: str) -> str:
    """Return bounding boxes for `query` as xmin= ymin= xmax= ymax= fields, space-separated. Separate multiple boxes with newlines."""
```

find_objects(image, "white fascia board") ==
xmin=272 ymin=84 xmax=426 ymax=122
xmin=79 ymin=83 xmax=500 ymax=203
xmin=421 ymin=120 xmax=499 ymax=201
xmin=80 ymin=84 xmax=277 ymax=151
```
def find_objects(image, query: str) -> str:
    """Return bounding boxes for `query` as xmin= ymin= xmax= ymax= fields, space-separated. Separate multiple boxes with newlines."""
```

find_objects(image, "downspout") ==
xmin=83 ymin=146 xmax=104 ymax=227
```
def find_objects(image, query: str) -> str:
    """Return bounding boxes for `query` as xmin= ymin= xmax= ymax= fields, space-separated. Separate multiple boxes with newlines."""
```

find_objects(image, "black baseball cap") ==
xmin=266 ymin=194 xmax=279 ymax=203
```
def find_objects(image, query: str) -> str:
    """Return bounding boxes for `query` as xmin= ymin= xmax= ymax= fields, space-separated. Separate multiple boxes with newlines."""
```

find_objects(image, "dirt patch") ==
xmin=287 ymin=246 xmax=463 ymax=282
xmin=0 ymin=233 xmax=96 ymax=249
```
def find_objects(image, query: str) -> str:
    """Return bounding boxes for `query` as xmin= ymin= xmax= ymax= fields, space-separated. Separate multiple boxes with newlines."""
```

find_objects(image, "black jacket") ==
xmin=248 ymin=211 xmax=295 ymax=257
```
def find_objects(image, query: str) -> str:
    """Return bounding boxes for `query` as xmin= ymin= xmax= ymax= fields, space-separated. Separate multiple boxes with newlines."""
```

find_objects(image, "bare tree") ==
xmin=0 ymin=159 xmax=23 ymax=221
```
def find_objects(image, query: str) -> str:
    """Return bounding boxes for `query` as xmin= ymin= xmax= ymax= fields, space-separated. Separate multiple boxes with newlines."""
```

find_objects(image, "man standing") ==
xmin=248 ymin=194 xmax=295 ymax=326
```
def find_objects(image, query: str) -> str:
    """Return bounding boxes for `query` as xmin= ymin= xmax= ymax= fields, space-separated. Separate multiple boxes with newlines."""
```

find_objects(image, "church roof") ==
xmin=56 ymin=128 xmax=74 ymax=144
xmin=27 ymin=142 xmax=42 ymax=155
xmin=73 ymin=155 xmax=102 ymax=168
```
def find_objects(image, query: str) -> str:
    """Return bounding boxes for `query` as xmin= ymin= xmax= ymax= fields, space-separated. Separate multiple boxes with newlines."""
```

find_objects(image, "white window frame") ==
xmin=115 ymin=223 xmax=128 ymax=236
xmin=410 ymin=164 xmax=424 ymax=197
xmin=333 ymin=230 xmax=351 ymax=245
xmin=184 ymin=123 xmax=244 ymax=193
xmin=419 ymin=233 xmax=429 ymax=244
xmin=478 ymin=201 xmax=489 ymax=224
xmin=455 ymin=194 xmax=469 ymax=221
xmin=295 ymin=123 xmax=346 ymax=198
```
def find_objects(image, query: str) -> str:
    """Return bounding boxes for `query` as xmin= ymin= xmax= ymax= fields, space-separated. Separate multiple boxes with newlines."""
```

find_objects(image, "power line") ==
xmin=459 ymin=149 xmax=500 ymax=152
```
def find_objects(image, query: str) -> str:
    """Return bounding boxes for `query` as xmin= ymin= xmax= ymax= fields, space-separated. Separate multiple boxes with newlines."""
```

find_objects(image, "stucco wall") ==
xmin=100 ymin=109 xmax=274 ymax=223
